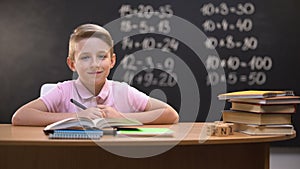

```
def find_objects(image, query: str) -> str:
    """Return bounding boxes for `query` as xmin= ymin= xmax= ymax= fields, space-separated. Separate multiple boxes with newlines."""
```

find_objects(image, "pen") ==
xmin=70 ymin=99 xmax=87 ymax=110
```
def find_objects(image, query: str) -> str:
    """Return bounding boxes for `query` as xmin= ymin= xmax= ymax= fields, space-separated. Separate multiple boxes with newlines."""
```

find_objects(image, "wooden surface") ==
xmin=0 ymin=123 xmax=296 ymax=169
xmin=0 ymin=123 xmax=295 ymax=146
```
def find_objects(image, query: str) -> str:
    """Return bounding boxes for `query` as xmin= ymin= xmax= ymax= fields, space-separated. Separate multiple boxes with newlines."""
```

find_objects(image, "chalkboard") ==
xmin=0 ymin=0 xmax=300 ymax=146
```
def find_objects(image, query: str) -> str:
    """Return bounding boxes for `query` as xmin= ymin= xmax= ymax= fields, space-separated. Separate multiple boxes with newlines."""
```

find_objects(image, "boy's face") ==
xmin=68 ymin=37 xmax=115 ymax=89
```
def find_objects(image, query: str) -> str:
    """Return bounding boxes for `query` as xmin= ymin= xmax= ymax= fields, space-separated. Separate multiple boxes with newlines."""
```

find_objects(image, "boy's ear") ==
xmin=110 ymin=53 xmax=116 ymax=69
xmin=67 ymin=57 xmax=76 ymax=71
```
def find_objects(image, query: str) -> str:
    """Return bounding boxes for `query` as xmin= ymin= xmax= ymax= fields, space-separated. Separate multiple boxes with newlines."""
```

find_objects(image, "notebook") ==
xmin=116 ymin=128 xmax=174 ymax=137
xmin=48 ymin=129 xmax=103 ymax=139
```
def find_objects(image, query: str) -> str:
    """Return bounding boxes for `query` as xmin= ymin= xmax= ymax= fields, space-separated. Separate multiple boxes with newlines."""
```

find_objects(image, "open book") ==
xmin=44 ymin=117 xmax=143 ymax=132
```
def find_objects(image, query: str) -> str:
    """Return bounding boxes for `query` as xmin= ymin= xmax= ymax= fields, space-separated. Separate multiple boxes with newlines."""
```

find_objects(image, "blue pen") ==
xmin=70 ymin=99 xmax=87 ymax=110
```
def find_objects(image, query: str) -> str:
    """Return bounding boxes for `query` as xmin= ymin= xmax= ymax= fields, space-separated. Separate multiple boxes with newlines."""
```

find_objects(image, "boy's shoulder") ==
xmin=57 ymin=80 xmax=75 ymax=87
xmin=109 ymin=80 xmax=129 ymax=87
xmin=109 ymin=80 xmax=146 ymax=95
xmin=54 ymin=80 xmax=75 ymax=92
xmin=109 ymin=80 xmax=137 ymax=91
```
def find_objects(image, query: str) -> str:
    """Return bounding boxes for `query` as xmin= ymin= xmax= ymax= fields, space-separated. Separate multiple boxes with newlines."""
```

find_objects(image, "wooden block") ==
xmin=205 ymin=121 xmax=235 ymax=136
xmin=203 ymin=123 xmax=216 ymax=136
xmin=215 ymin=125 xmax=231 ymax=136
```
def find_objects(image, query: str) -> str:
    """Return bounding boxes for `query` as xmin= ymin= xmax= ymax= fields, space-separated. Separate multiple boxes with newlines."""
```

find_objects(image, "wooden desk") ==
xmin=0 ymin=123 xmax=295 ymax=169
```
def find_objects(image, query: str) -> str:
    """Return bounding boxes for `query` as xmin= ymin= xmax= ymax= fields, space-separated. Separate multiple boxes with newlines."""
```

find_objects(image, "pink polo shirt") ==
xmin=41 ymin=79 xmax=149 ymax=113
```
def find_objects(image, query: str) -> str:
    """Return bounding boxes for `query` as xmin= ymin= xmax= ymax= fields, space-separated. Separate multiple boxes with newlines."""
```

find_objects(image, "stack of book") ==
xmin=218 ymin=90 xmax=300 ymax=135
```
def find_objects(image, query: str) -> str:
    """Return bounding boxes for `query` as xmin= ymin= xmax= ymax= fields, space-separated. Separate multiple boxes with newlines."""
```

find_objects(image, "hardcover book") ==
xmin=230 ymin=102 xmax=296 ymax=113
xmin=229 ymin=96 xmax=300 ymax=105
xmin=218 ymin=90 xmax=294 ymax=100
xmin=222 ymin=110 xmax=292 ymax=125
xmin=235 ymin=124 xmax=295 ymax=135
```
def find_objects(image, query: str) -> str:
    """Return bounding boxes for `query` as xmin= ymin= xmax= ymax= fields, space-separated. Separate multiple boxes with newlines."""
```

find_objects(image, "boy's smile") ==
xmin=87 ymin=70 xmax=103 ymax=75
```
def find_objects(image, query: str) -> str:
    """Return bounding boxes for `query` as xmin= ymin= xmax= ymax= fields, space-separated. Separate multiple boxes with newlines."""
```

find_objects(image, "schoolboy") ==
xmin=12 ymin=24 xmax=179 ymax=126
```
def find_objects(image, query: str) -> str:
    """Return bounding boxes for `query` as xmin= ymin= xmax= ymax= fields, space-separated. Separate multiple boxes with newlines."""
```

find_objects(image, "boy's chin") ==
xmin=84 ymin=78 xmax=104 ymax=85
xmin=92 ymin=79 xmax=105 ymax=85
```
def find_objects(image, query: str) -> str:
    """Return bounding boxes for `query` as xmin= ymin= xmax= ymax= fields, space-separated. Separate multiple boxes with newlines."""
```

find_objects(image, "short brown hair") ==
xmin=68 ymin=24 xmax=114 ymax=60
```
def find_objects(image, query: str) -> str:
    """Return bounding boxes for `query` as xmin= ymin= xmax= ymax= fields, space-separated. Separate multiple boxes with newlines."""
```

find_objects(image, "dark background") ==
xmin=0 ymin=0 xmax=299 ymax=146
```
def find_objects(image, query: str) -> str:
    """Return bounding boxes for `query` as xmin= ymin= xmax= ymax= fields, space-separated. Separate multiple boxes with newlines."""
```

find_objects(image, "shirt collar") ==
xmin=74 ymin=79 xmax=110 ymax=100
xmin=98 ymin=79 xmax=110 ymax=101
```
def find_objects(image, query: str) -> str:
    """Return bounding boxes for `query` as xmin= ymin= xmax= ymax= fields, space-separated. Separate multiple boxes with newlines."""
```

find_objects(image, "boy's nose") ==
xmin=91 ymin=57 xmax=102 ymax=66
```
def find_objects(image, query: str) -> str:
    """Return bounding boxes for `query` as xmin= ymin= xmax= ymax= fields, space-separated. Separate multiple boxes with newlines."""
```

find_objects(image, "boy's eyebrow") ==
xmin=97 ymin=51 xmax=109 ymax=55
xmin=97 ymin=50 xmax=108 ymax=54
xmin=78 ymin=50 xmax=108 ymax=55
xmin=78 ymin=52 xmax=90 ymax=56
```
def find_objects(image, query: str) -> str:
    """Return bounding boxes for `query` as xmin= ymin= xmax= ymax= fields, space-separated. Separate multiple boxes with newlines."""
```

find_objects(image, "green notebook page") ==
xmin=117 ymin=128 xmax=174 ymax=137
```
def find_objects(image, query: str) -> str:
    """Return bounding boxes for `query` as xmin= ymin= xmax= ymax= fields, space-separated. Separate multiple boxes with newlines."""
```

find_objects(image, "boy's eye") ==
xmin=98 ymin=55 xmax=106 ymax=60
xmin=80 ymin=56 xmax=90 ymax=60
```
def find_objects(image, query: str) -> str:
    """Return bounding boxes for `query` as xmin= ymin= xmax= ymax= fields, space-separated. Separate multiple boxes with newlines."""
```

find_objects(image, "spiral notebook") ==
xmin=49 ymin=129 xmax=103 ymax=139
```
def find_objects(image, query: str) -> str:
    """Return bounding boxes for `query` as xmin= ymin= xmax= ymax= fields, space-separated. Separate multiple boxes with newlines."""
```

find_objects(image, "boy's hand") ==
xmin=77 ymin=107 xmax=107 ymax=119
xmin=97 ymin=105 xmax=123 ymax=118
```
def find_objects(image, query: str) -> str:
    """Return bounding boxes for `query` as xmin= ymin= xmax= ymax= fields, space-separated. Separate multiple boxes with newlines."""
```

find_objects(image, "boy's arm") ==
xmin=11 ymin=99 xmax=77 ymax=126
xmin=104 ymin=98 xmax=179 ymax=124
xmin=124 ymin=97 xmax=179 ymax=124
xmin=11 ymin=99 xmax=104 ymax=126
